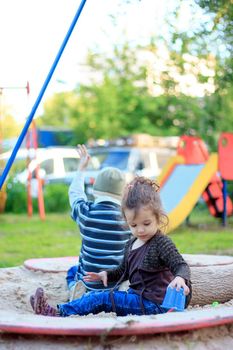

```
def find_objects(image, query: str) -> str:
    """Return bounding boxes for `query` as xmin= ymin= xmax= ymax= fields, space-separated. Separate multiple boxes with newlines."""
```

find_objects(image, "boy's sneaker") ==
xmin=69 ymin=280 xmax=86 ymax=302
xmin=30 ymin=287 xmax=58 ymax=317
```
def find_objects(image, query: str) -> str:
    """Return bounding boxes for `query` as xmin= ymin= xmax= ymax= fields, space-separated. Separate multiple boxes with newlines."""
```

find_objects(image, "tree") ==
xmin=36 ymin=91 xmax=78 ymax=128
xmin=38 ymin=1 xmax=233 ymax=147
xmin=39 ymin=40 xmax=218 ymax=144
xmin=0 ymin=114 xmax=22 ymax=140
xmin=193 ymin=0 xmax=233 ymax=147
xmin=72 ymin=44 xmax=161 ymax=141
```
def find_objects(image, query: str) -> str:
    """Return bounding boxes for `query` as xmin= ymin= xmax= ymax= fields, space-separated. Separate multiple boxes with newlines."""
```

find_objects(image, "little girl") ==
xmin=30 ymin=177 xmax=191 ymax=317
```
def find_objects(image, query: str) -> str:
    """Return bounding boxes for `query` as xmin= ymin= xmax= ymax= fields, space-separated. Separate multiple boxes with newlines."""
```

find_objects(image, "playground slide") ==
xmin=158 ymin=154 xmax=218 ymax=232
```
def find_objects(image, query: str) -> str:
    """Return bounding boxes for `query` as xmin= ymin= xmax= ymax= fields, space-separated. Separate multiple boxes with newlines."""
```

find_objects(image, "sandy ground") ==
xmin=0 ymin=266 xmax=233 ymax=349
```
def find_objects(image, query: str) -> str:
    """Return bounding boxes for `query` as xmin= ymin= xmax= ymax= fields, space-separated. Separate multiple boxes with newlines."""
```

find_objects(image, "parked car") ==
xmin=0 ymin=147 xmax=80 ymax=197
xmin=84 ymin=146 xmax=176 ymax=198
xmin=1 ymin=143 xmax=175 ymax=198
xmin=32 ymin=145 xmax=175 ymax=198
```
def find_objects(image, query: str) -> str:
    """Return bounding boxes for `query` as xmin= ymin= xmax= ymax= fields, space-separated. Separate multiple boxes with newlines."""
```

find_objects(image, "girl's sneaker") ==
xmin=30 ymin=287 xmax=58 ymax=317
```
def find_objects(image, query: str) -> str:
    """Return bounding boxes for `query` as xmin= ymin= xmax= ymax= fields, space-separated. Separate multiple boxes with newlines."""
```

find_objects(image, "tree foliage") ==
xmin=38 ymin=1 xmax=233 ymax=149
xmin=0 ymin=114 xmax=22 ymax=140
xmin=193 ymin=0 xmax=233 ymax=147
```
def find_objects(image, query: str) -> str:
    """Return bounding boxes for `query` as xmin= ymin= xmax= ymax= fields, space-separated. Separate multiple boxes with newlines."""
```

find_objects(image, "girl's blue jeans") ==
xmin=58 ymin=289 xmax=166 ymax=317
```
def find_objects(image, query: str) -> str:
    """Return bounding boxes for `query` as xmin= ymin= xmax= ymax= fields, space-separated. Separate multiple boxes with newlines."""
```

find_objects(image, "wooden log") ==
xmin=183 ymin=254 xmax=233 ymax=306
xmin=24 ymin=254 xmax=233 ymax=306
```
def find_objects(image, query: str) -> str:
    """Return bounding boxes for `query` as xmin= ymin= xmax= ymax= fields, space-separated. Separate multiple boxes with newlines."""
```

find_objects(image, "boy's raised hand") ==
xmin=83 ymin=271 xmax=108 ymax=287
xmin=77 ymin=144 xmax=91 ymax=171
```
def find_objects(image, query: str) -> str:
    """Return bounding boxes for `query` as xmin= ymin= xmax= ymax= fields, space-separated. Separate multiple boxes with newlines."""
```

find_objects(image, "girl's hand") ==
xmin=77 ymin=144 xmax=91 ymax=171
xmin=168 ymin=276 xmax=190 ymax=295
xmin=83 ymin=271 xmax=108 ymax=287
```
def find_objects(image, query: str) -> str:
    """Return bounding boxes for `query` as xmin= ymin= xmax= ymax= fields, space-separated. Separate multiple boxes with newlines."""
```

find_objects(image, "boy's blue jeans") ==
xmin=58 ymin=289 xmax=166 ymax=317
xmin=66 ymin=265 xmax=79 ymax=289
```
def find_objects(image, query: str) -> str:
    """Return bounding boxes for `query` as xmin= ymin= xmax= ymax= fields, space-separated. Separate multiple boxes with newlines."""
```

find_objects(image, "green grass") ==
xmin=0 ymin=212 xmax=80 ymax=267
xmin=171 ymin=205 xmax=233 ymax=255
xmin=0 ymin=206 xmax=233 ymax=267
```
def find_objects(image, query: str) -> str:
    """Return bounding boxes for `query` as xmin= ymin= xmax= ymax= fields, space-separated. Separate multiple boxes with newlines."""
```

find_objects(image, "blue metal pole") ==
xmin=222 ymin=179 xmax=227 ymax=226
xmin=0 ymin=0 xmax=87 ymax=189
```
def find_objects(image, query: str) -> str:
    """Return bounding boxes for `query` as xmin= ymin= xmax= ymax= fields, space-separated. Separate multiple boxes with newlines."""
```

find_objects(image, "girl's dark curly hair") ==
xmin=121 ymin=176 xmax=168 ymax=232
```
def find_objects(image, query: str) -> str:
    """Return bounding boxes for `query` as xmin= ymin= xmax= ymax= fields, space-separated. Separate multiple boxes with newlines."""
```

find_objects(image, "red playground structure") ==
xmin=176 ymin=134 xmax=233 ymax=224
xmin=218 ymin=133 xmax=233 ymax=225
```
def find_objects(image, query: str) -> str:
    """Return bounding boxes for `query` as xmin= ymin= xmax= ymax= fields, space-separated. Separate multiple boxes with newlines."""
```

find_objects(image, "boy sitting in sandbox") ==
xmin=66 ymin=144 xmax=131 ymax=301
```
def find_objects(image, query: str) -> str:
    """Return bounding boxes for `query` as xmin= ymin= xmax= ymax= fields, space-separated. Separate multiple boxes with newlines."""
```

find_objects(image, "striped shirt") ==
xmin=69 ymin=172 xmax=131 ymax=290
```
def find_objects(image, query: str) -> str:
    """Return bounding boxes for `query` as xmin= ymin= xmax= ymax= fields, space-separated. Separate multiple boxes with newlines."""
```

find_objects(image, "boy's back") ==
xmin=67 ymin=145 xmax=131 ymax=295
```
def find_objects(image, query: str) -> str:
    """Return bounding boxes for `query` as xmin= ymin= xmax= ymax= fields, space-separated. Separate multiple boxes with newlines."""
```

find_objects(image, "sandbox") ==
xmin=0 ymin=255 xmax=232 ymax=349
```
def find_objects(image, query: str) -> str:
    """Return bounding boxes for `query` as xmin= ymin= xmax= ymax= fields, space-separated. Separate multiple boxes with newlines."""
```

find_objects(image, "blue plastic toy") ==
xmin=161 ymin=287 xmax=186 ymax=311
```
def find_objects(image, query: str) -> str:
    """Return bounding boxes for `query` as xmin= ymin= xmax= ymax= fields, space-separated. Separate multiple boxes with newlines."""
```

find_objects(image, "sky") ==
xmin=0 ymin=0 xmax=200 ymax=124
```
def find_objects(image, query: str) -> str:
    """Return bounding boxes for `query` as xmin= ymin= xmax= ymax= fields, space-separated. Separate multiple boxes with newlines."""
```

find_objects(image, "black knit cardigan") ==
xmin=107 ymin=231 xmax=192 ymax=306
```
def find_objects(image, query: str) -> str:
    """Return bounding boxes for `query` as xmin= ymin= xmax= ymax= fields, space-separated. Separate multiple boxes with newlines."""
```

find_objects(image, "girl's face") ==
xmin=124 ymin=205 xmax=159 ymax=242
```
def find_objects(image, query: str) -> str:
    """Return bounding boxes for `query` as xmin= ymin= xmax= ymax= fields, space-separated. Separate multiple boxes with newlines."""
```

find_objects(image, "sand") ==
xmin=0 ymin=266 xmax=233 ymax=349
